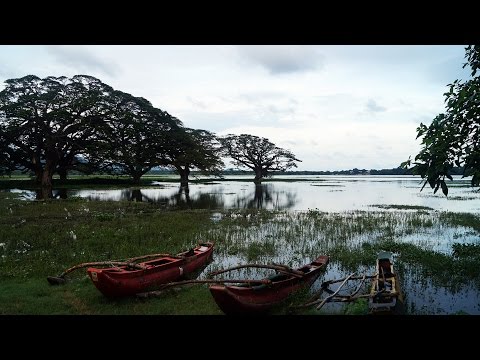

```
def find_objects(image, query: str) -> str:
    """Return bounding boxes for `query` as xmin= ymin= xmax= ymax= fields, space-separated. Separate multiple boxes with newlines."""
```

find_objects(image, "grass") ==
xmin=0 ymin=277 xmax=223 ymax=315
xmin=1 ymin=191 xmax=480 ymax=315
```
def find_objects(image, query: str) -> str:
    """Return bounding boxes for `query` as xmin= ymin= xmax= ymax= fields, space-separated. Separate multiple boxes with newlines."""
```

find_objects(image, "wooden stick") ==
xmin=59 ymin=261 xmax=147 ymax=278
xmin=333 ymin=274 xmax=367 ymax=299
xmin=321 ymin=274 xmax=377 ymax=287
xmin=316 ymin=272 xmax=356 ymax=310
xmin=329 ymin=289 xmax=386 ymax=302
xmin=208 ymin=264 xmax=305 ymax=278
xmin=47 ymin=261 xmax=148 ymax=285
xmin=136 ymin=278 xmax=272 ymax=298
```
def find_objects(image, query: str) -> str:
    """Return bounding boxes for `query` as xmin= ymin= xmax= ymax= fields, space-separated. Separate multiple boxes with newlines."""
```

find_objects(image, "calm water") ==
xmin=9 ymin=175 xmax=480 ymax=213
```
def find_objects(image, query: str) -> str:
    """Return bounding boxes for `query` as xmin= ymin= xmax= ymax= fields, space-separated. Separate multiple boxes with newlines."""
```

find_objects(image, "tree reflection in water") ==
xmin=120 ymin=185 xmax=225 ymax=210
xmin=31 ymin=182 xmax=298 ymax=210
xmin=235 ymin=183 xmax=297 ymax=210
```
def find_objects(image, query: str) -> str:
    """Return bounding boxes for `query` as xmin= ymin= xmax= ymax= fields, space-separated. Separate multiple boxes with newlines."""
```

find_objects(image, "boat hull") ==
xmin=368 ymin=251 xmax=404 ymax=314
xmin=87 ymin=243 xmax=214 ymax=297
xmin=209 ymin=255 xmax=329 ymax=314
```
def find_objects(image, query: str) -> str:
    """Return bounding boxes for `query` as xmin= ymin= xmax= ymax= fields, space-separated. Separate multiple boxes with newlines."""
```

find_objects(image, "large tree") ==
xmin=90 ymin=90 xmax=183 ymax=184
xmin=0 ymin=75 xmax=113 ymax=195
xmin=0 ymin=123 xmax=14 ymax=175
xmin=402 ymin=45 xmax=480 ymax=196
xmin=219 ymin=134 xmax=301 ymax=183
xmin=160 ymin=128 xmax=224 ymax=186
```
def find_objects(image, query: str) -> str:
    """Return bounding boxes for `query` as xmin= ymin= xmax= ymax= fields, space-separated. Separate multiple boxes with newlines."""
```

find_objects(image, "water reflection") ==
xmin=49 ymin=183 xmax=299 ymax=210
xmin=5 ymin=175 xmax=480 ymax=213
xmin=235 ymin=184 xmax=297 ymax=210
xmin=72 ymin=176 xmax=480 ymax=212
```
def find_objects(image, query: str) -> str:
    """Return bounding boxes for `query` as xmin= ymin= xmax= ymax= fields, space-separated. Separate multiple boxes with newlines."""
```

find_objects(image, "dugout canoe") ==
xmin=209 ymin=255 xmax=329 ymax=314
xmin=87 ymin=242 xmax=214 ymax=297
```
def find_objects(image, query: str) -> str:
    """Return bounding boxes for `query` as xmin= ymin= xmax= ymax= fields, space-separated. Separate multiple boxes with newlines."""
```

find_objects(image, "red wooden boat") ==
xmin=87 ymin=242 xmax=214 ymax=297
xmin=209 ymin=255 xmax=329 ymax=314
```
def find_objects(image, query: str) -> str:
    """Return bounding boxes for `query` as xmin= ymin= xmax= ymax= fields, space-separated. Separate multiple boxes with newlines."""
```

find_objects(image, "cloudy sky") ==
xmin=0 ymin=45 xmax=471 ymax=171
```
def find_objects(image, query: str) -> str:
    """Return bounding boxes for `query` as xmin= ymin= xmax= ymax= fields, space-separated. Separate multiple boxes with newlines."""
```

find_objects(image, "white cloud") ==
xmin=366 ymin=99 xmax=387 ymax=113
xmin=0 ymin=45 xmax=468 ymax=171
xmin=45 ymin=46 xmax=120 ymax=78
xmin=236 ymin=45 xmax=324 ymax=74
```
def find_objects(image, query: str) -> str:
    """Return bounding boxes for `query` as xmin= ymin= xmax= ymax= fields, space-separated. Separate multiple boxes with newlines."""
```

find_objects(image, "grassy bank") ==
xmin=1 ymin=192 xmax=480 ymax=315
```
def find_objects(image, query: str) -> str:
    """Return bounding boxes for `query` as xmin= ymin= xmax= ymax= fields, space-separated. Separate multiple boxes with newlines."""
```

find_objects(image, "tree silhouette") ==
xmin=0 ymin=75 xmax=113 ymax=196
xmin=160 ymin=128 xmax=224 ymax=186
xmin=219 ymin=134 xmax=301 ymax=183
xmin=90 ymin=90 xmax=182 ymax=184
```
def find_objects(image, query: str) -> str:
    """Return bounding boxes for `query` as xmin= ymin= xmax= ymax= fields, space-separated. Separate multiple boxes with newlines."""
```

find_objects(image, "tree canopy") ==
xmin=160 ymin=128 xmax=224 ymax=186
xmin=219 ymin=134 xmax=301 ymax=183
xmin=90 ymin=90 xmax=183 ymax=184
xmin=0 ymin=74 xmax=192 ymax=194
xmin=0 ymin=75 xmax=113 ymax=194
xmin=402 ymin=45 xmax=480 ymax=196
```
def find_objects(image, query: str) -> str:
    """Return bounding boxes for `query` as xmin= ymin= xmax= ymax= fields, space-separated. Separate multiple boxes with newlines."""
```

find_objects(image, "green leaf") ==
xmin=441 ymin=180 xmax=448 ymax=196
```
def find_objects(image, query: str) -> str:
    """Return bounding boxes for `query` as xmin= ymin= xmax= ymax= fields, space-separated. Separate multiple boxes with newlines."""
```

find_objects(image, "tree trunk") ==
xmin=39 ymin=159 xmax=55 ymax=199
xmin=58 ymin=168 xmax=67 ymax=182
xmin=42 ymin=166 xmax=53 ymax=188
xmin=32 ymin=154 xmax=42 ymax=184
xmin=254 ymin=168 xmax=263 ymax=184
xmin=40 ymin=187 xmax=53 ymax=199
xmin=179 ymin=167 xmax=190 ymax=187
xmin=35 ymin=168 xmax=42 ymax=184
xmin=132 ymin=173 xmax=142 ymax=185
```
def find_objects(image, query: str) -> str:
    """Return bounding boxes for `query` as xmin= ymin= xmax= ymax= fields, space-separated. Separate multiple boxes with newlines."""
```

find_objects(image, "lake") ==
xmin=9 ymin=175 xmax=480 ymax=213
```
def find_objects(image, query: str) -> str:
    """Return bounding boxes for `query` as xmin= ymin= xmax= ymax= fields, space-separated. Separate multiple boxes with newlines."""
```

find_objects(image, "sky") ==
xmin=0 ymin=45 xmax=472 ymax=171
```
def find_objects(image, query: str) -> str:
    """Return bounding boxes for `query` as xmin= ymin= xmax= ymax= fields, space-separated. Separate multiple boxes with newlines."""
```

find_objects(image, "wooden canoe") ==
xmin=87 ymin=242 xmax=214 ymax=297
xmin=209 ymin=255 xmax=329 ymax=314
xmin=368 ymin=251 xmax=404 ymax=314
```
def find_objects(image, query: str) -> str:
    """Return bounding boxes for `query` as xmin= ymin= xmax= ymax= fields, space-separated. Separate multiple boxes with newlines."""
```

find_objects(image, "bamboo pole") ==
xmin=47 ymin=261 xmax=148 ymax=285
xmin=316 ymin=272 xmax=356 ymax=310
xmin=332 ymin=274 xmax=367 ymax=299
xmin=321 ymin=274 xmax=377 ymax=287
xmin=136 ymin=278 xmax=273 ymax=298
xmin=208 ymin=264 xmax=305 ymax=278
xmin=328 ymin=289 xmax=386 ymax=302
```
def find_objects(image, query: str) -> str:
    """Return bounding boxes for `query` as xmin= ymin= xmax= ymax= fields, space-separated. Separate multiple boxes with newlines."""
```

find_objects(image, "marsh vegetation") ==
xmin=1 ymin=175 xmax=479 ymax=315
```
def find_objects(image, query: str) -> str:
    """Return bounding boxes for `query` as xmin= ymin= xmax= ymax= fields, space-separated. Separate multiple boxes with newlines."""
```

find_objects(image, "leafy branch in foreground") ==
xmin=402 ymin=45 xmax=480 ymax=196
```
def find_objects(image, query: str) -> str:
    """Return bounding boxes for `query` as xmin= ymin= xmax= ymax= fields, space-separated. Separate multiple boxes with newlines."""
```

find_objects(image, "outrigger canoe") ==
xmin=209 ymin=255 xmax=329 ymax=314
xmin=368 ymin=251 xmax=403 ymax=314
xmin=87 ymin=242 xmax=214 ymax=297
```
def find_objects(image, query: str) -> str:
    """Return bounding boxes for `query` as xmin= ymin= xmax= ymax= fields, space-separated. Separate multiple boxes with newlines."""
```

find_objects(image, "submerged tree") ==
xmin=402 ymin=45 xmax=480 ymax=196
xmin=219 ymin=134 xmax=301 ymax=183
xmin=160 ymin=128 xmax=224 ymax=186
